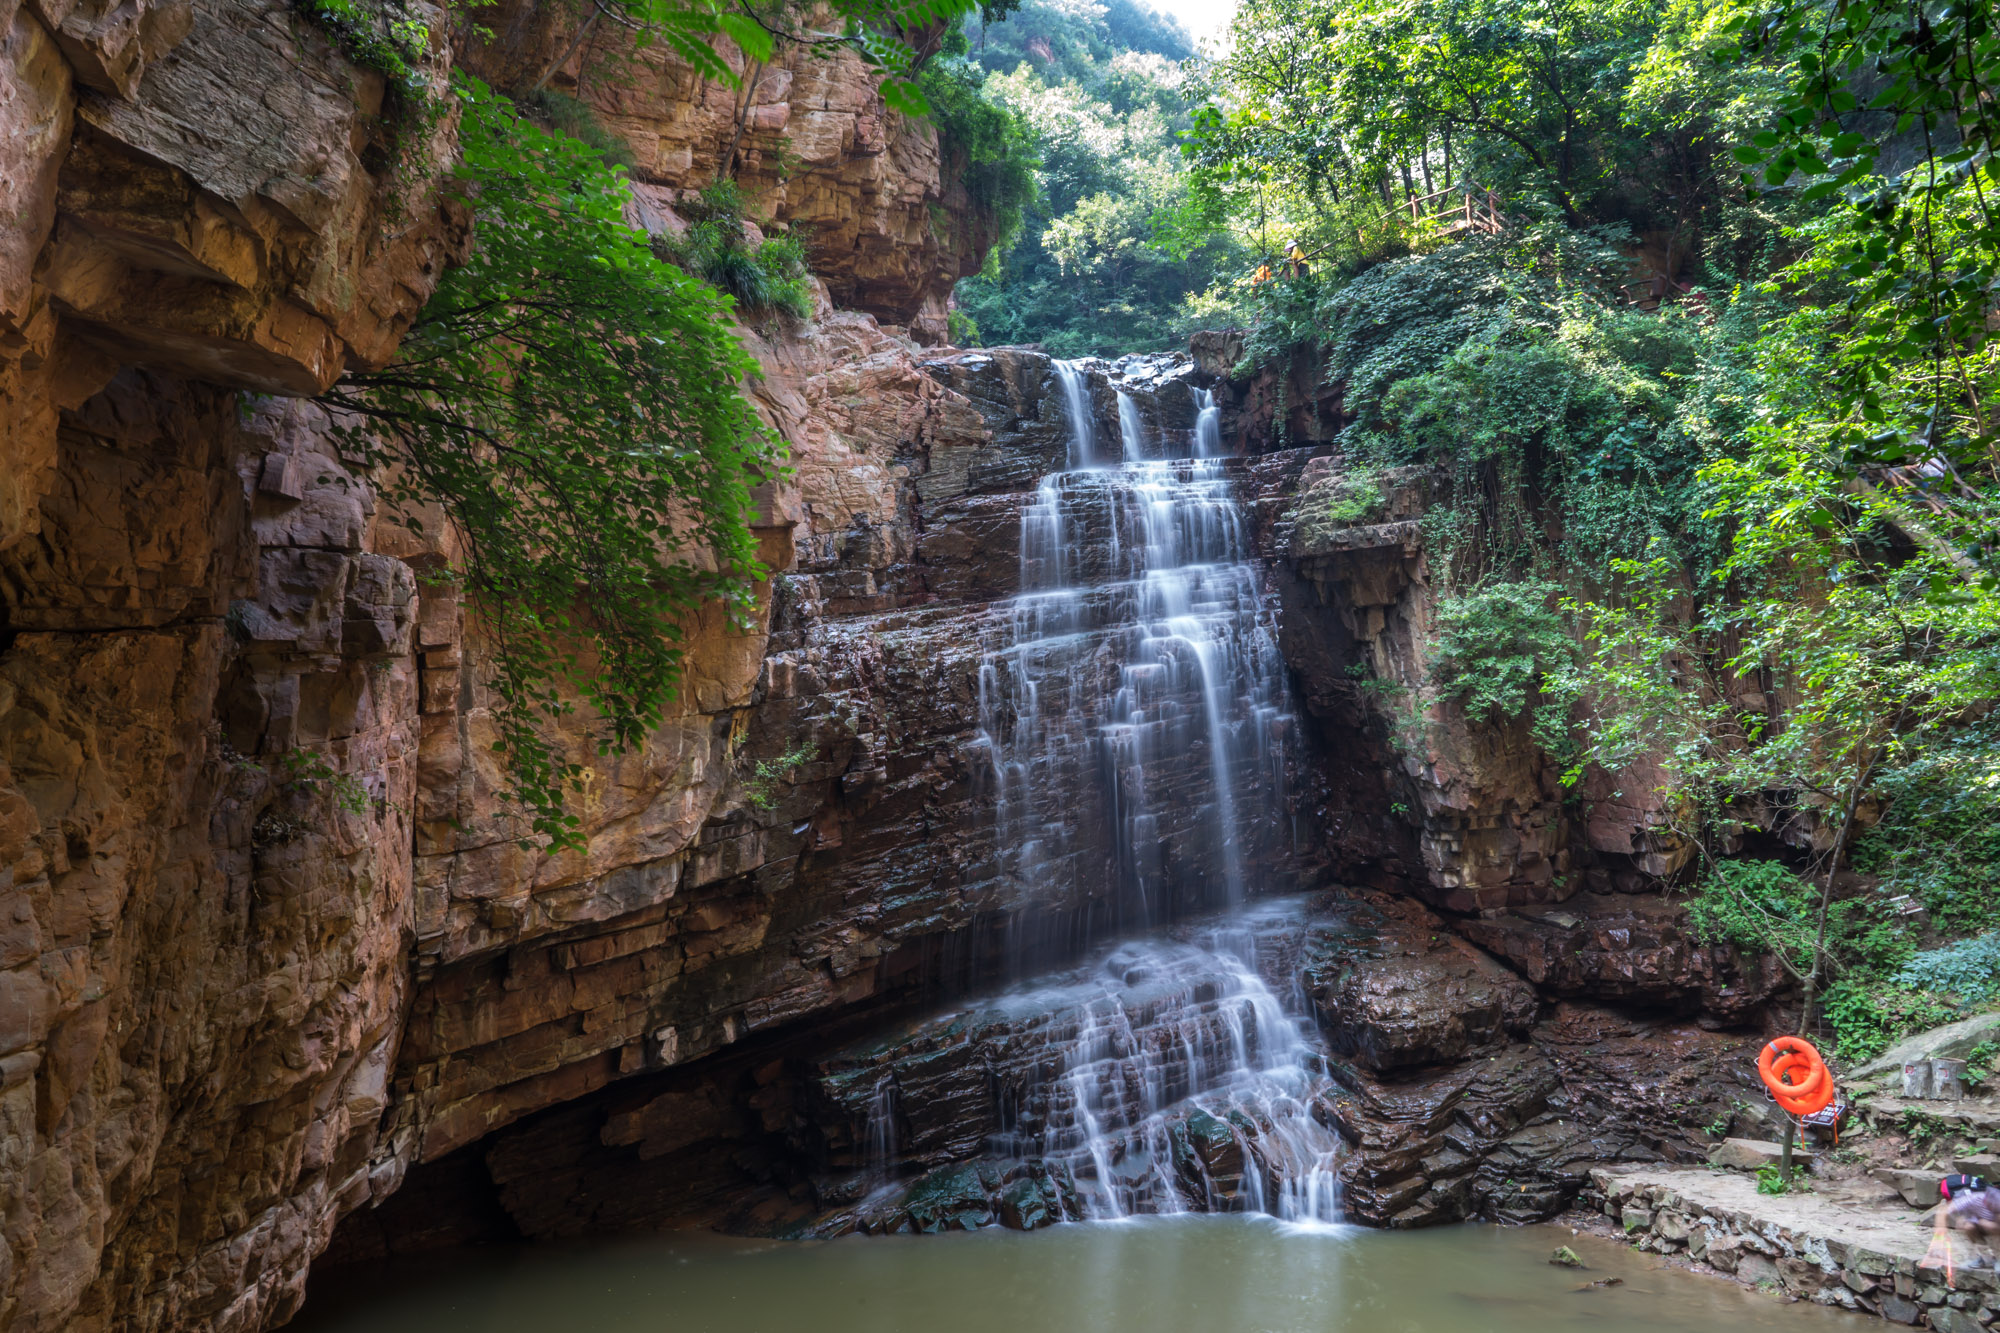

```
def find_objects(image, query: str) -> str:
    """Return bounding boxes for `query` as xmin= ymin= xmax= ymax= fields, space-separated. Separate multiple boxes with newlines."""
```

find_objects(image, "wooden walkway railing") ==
xmin=1389 ymin=184 xmax=1512 ymax=236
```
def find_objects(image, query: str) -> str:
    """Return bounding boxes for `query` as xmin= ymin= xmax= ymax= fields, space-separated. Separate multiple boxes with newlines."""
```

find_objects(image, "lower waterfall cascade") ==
xmin=982 ymin=901 xmax=1345 ymax=1224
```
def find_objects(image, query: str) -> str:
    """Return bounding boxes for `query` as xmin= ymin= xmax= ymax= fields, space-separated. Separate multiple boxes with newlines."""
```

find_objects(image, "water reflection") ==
xmin=294 ymin=1218 xmax=1871 ymax=1333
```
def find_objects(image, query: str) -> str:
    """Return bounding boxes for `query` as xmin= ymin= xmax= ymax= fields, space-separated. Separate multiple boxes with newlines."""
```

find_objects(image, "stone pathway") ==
xmin=1592 ymin=1165 xmax=1999 ymax=1328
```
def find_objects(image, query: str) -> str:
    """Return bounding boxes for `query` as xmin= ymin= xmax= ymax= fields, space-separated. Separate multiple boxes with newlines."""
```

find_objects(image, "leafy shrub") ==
xmin=1428 ymin=580 xmax=1574 ymax=722
xmin=1895 ymin=934 xmax=2000 ymax=1006
xmin=1323 ymin=467 xmax=1385 ymax=525
xmin=1967 ymin=1041 xmax=1997 ymax=1089
xmin=1682 ymin=860 xmax=1817 ymax=954
xmin=1822 ymin=980 xmax=1962 ymax=1064
xmin=947 ymin=308 xmax=982 ymax=345
xmin=1851 ymin=721 xmax=2000 ymax=937
xmin=292 ymin=0 xmax=429 ymax=93
xmin=655 ymin=182 xmax=814 ymax=320
xmin=745 ymin=742 xmax=818 ymax=810
xmin=1756 ymin=1165 xmax=1809 ymax=1195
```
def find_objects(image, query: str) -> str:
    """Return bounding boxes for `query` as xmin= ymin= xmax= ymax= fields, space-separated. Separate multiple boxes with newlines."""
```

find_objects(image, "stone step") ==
xmin=1708 ymin=1136 xmax=1817 ymax=1172
xmin=1592 ymin=1165 xmax=1999 ymax=1321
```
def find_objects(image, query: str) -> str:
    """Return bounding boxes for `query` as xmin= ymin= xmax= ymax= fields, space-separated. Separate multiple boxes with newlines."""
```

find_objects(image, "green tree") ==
xmin=324 ymin=77 xmax=782 ymax=847
xmin=1727 ymin=0 xmax=2000 ymax=520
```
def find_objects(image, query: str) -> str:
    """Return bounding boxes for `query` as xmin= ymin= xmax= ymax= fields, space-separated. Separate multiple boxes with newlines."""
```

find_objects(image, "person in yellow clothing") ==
xmin=1284 ymin=239 xmax=1309 ymax=278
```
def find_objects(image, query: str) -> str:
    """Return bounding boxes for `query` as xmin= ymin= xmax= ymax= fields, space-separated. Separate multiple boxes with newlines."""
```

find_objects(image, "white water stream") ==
xmin=966 ymin=365 xmax=1334 ymax=1223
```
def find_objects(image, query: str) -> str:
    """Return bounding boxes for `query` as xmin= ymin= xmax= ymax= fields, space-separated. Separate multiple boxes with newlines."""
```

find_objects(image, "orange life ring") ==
xmin=1757 ymin=1036 xmax=1834 ymax=1117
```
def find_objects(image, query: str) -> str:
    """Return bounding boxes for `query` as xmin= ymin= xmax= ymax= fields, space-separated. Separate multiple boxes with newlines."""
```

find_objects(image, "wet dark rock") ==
xmin=1300 ymin=894 xmax=1538 ymax=1071
xmin=1456 ymin=893 xmax=1786 ymax=1022
xmin=903 ymin=1163 xmax=998 ymax=1232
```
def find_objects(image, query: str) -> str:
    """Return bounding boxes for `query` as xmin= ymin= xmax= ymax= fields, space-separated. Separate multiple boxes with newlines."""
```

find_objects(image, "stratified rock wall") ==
xmin=0 ymin=0 xmax=455 ymax=1321
xmin=458 ymin=0 xmax=996 ymax=344
xmin=0 ymin=0 xmax=1011 ymax=1324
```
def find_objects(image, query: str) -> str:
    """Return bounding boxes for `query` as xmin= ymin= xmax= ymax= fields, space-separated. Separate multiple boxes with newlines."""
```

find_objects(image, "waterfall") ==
xmin=829 ymin=898 xmax=1345 ymax=1227
xmin=864 ymin=1076 xmax=901 ymax=1194
xmin=1005 ymin=917 xmax=1345 ymax=1224
xmin=1055 ymin=360 xmax=1097 ymax=468
xmin=1116 ymin=391 xmax=1148 ymax=461
xmin=973 ymin=364 xmax=1299 ymax=982
xmin=866 ymin=360 xmax=1336 ymax=1227
xmin=1193 ymin=385 xmax=1222 ymax=459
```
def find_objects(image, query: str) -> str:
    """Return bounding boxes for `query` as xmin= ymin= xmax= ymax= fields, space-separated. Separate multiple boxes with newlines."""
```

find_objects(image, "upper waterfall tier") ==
xmin=972 ymin=363 xmax=1303 ymax=977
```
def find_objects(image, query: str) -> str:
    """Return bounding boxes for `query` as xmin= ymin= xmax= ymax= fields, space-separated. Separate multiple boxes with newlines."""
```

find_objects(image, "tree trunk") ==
xmin=528 ymin=1 xmax=604 ymax=96
xmin=717 ymin=59 xmax=768 ymax=184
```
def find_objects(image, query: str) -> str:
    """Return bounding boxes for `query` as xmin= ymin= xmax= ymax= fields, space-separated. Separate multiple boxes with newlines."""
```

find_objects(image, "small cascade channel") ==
xmin=974 ymin=361 xmax=1300 ymax=972
xmin=831 ymin=364 xmax=1340 ymax=1228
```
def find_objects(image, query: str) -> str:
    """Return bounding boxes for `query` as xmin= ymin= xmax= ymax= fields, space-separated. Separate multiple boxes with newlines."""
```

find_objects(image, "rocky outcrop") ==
xmin=0 ymin=0 xmax=1020 ymax=1321
xmin=0 ymin=0 xmax=459 ymax=1320
xmin=1301 ymin=893 xmax=1538 ymax=1072
xmin=460 ymin=0 xmax=996 ymax=344
xmin=1457 ymin=892 xmax=1787 ymax=1024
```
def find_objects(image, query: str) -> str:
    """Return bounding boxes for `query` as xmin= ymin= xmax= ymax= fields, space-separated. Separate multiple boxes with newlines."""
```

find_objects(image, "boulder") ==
xmin=1873 ymin=1167 xmax=1944 ymax=1209
xmin=1301 ymin=894 xmax=1538 ymax=1071
xmin=1458 ymin=893 xmax=1786 ymax=1023
xmin=1709 ymin=1138 xmax=1816 ymax=1172
xmin=1856 ymin=1013 xmax=2000 ymax=1082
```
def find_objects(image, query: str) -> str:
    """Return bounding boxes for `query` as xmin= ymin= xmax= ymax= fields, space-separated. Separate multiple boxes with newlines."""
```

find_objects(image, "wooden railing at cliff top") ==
xmin=1388 ymin=183 xmax=1512 ymax=236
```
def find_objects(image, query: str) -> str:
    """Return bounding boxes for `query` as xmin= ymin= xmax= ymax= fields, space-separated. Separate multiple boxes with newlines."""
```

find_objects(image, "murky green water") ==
xmin=293 ymin=1217 xmax=1869 ymax=1333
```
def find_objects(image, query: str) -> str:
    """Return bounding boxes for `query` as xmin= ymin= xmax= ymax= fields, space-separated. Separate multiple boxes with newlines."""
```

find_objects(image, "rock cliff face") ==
xmin=0 ymin=0 xmax=1015 ymax=1324
xmin=460 ymin=0 xmax=997 ymax=344
xmin=0 ymin=0 xmax=1792 ymax=1325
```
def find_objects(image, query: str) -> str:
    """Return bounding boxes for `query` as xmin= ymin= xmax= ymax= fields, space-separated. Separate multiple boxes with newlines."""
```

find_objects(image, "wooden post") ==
xmin=1779 ymin=1122 xmax=1794 ymax=1184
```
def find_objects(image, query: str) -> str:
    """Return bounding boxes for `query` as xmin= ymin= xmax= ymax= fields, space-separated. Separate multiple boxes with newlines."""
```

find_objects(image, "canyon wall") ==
xmin=0 ymin=0 xmax=1018 ymax=1323
xmin=0 ymin=0 xmax=1791 ymax=1327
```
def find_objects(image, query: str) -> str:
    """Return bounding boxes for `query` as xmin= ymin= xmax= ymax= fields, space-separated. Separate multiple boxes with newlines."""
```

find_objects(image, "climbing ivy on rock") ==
xmin=324 ymin=75 xmax=781 ymax=849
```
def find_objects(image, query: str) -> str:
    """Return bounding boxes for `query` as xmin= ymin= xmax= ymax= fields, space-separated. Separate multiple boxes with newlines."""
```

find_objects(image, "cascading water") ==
xmin=824 ymin=898 xmax=1347 ymax=1227
xmin=947 ymin=364 xmax=1338 ymax=1225
xmin=1055 ymin=359 xmax=1098 ymax=468
xmin=975 ymin=365 xmax=1298 ymax=969
xmin=989 ymin=904 xmax=1345 ymax=1224
xmin=1194 ymin=385 xmax=1222 ymax=459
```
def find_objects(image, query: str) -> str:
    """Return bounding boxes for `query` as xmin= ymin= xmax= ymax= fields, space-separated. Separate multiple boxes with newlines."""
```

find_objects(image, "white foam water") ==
xmin=974 ymin=365 xmax=1297 ymax=970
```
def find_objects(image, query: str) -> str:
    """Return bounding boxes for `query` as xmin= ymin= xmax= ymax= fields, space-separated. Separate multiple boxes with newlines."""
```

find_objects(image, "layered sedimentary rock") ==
xmin=0 ymin=0 xmax=1016 ymax=1322
xmin=460 ymin=0 xmax=997 ymax=343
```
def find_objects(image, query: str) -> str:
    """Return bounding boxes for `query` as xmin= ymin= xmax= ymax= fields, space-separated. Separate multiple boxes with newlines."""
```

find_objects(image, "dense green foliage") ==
xmin=1198 ymin=0 xmax=2000 ymax=1060
xmin=919 ymin=39 xmax=1040 ymax=247
xmin=949 ymin=0 xmax=1244 ymax=354
xmin=1727 ymin=0 xmax=2000 ymax=504
xmin=325 ymin=77 xmax=781 ymax=847
xmin=656 ymin=180 xmax=814 ymax=319
xmin=1429 ymin=580 xmax=1574 ymax=725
